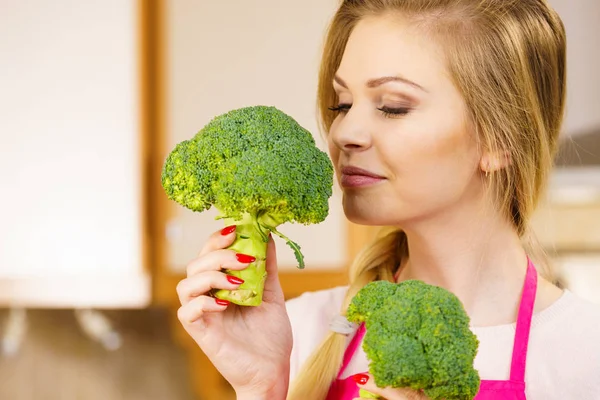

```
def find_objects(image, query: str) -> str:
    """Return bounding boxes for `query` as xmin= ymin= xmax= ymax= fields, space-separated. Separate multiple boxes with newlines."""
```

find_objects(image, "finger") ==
xmin=262 ymin=234 xmax=285 ymax=303
xmin=197 ymin=225 xmax=238 ymax=258
xmin=177 ymin=295 xmax=229 ymax=326
xmin=177 ymin=271 xmax=244 ymax=305
xmin=186 ymin=248 xmax=254 ymax=277
xmin=354 ymin=373 xmax=425 ymax=400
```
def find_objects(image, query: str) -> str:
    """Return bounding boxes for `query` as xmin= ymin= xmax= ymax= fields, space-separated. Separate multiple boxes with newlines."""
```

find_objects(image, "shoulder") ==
xmin=528 ymin=290 xmax=600 ymax=396
xmin=285 ymin=285 xmax=349 ymax=343
xmin=533 ymin=289 xmax=600 ymax=338
xmin=285 ymin=285 xmax=349 ymax=381
xmin=286 ymin=285 xmax=349 ymax=322
xmin=531 ymin=289 xmax=600 ymax=353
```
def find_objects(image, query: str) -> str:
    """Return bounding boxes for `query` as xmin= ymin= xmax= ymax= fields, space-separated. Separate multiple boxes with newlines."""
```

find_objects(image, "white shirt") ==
xmin=286 ymin=286 xmax=600 ymax=399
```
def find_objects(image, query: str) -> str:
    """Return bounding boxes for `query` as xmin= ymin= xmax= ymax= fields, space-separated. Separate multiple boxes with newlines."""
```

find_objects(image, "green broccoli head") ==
xmin=161 ymin=105 xmax=334 ymax=306
xmin=212 ymin=142 xmax=332 ymax=225
xmin=162 ymin=105 xmax=332 ymax=223
xmin=347 ymin=280 xmax=481 ymax=400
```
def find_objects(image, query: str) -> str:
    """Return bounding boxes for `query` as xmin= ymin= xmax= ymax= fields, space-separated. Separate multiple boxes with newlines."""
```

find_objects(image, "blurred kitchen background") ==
xmin=0 ymin=0 xmax=599 ymax=399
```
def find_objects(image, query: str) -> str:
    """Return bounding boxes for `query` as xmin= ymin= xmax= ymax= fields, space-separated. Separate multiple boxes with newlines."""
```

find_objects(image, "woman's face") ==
xmin=328 ymin=14 xmax=483 ymax=226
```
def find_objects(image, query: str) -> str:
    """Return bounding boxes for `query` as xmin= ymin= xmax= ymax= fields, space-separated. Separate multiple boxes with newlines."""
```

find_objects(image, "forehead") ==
xmin=336 ymin=15 xmax=449 ymax=88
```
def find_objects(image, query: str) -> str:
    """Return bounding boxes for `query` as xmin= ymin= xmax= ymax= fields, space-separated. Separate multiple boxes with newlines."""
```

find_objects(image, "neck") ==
xmin=396 ymin=196 xmax=529 ymax=326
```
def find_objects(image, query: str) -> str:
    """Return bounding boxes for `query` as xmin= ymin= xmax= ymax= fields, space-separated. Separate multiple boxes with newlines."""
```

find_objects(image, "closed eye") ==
xmin=329 ymin=104 xmax=411 ymax=118
xmin=377 ymin=106 xmax=411 ymax=118
xmin=328 ymin=104 xmax=352 ymax=113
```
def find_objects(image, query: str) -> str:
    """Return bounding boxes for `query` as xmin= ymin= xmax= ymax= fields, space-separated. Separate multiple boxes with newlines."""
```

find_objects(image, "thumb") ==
xmin=262 ymin=234 xmax=285 ymax=303
xmin=353 ymin=373 xmax=426 ymax=400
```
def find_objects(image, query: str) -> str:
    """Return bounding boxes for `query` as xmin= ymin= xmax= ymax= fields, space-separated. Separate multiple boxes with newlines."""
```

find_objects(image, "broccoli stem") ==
xmin=254 ymin=211 xmax=304 ymax=269
xmin=359 ymin=389 xmax=381 ymax=399
xmin=212 ymin=210 xmax=305 ymax=305
xmin=268 ymin=226 xmax=304 ymax=270
xmin=212 ymin=212 xmax=269 ymax=307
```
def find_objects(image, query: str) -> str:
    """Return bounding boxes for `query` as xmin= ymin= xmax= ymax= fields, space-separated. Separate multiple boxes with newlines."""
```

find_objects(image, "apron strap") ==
xmin=337 ymin=323 xmax=366 ymax=379
xmin=509 ymin=257 xmax=538 ymax=382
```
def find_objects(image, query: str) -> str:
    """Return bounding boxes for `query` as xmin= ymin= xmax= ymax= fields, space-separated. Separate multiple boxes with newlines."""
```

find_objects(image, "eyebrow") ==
xmin=333 ymin=74 xmax=427 ymax=92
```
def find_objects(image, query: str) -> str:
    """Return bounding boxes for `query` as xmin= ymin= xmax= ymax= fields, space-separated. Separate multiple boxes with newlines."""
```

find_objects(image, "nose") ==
xmin=329 ymin=109 xmax=372 ymax=152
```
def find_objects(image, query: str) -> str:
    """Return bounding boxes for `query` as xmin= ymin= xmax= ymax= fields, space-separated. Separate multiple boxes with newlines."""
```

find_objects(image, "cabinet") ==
xmin=0 ymin=0 xmax=150 ymax=309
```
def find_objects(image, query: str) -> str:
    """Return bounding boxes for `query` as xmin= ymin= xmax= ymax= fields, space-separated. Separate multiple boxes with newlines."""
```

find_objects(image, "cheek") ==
xmin=382 ymin=117 xmax=479 ymax=198
xmin=399 ymin=110 xmax=476 ymax=169
xmin=430 ymin=125 xmax=479 ymax=175
xmin=326 ymin=133 xmax=341 ymax=177
xmin=326 ymin=123 xmax=340 ymax=163
xmin=327 ymin=135 xmax=337 ymax=158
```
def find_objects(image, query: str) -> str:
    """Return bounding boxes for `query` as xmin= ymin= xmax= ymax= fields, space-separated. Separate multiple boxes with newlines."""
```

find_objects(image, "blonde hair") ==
xmin=288 ymin=1 xmax=567 ymax=399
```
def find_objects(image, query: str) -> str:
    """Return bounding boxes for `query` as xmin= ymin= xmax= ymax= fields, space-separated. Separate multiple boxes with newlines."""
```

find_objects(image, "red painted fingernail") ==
xmin=352 ymin=374 xmax=369 ymax=385
xmin=215 ymin=299 xmax=230 ymax=306
xmin=226 ymin=275 xmax=244 ymax=285
xmin=220 ymin=225 xmax=236 ymax=235
xmin=236 ymin=253 xmax=256 ymax=263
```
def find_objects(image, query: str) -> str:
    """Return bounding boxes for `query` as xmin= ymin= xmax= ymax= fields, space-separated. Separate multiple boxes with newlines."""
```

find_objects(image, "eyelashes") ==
xmin=328 ymin=104 xmax=411 ymax=118
xmin=328 ymin=104 xmax=352 ymax=113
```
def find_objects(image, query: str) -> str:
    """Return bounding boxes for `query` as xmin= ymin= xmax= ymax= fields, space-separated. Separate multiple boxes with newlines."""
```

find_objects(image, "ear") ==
xmin=480 ymin=150 xmax=511 ymax=174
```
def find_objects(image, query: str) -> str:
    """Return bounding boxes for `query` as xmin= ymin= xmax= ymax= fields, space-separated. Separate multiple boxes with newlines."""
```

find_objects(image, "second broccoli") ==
xmin=347 ymin=280 xmax=481 ymax=400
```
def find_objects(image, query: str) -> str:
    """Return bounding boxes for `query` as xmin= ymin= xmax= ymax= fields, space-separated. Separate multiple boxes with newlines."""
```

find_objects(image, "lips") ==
xmin=340 ymin=166 xmax=386 ymax=188
xmin=341 ymin=166 xmax=385 ymax=179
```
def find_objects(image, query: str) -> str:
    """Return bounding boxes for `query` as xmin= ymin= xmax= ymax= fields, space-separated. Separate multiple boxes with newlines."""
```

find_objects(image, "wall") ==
xmin=549 ymin=0 xmax=600 ymax=137
xmin=0 ymin=0 xmax=149 ymax=307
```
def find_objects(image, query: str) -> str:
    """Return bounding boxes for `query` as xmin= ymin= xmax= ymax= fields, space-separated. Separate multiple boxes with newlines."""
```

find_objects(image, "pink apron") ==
xmin=326 ymin=258 xmax=537 ymax=400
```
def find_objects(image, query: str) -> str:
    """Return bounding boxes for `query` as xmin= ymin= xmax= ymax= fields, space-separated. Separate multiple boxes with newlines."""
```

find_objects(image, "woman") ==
xmin=175 ymin=0 xmax=600 ymax=399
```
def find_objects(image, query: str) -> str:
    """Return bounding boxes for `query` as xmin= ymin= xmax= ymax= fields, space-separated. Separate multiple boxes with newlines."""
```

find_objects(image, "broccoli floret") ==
xmin=347 ymin=280 xmax=481 ymax=400
xmin=161 ymin=105 xmax=334 ymax=306
xmin=346 ymin=280 xmax=400 ymax=323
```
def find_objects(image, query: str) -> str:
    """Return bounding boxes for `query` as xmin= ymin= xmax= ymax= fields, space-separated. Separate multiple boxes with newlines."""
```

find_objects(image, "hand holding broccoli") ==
xmin=176 ymin=228 xmax=293 ymax=399
xmin=162 ymin=105 xmax=334 ymax=306
xmin=166 ymin=105 xmax=334 ymax=397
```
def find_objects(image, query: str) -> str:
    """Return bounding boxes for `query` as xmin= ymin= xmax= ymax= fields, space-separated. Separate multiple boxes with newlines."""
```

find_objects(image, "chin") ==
xmin=345 ymin=213 xmax=382 ymax=226
xmin=342 ymin=196 xmax=424 ymax=228
xmin=342 ymin=200 xmax=393 ymax=226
